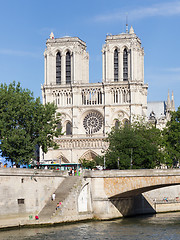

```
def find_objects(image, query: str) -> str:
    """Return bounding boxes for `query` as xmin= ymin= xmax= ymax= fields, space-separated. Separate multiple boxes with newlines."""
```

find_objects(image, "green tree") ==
xmin=79 ymin=158 xmax=96 ymax=169
xmin=104 ymin=121 xmax=164 ymax=169
xmin=0 ymin=82 xmax=62 ymax=166
xmin=80 ymin=155 xmax=104 ymax=170
xmin=163 ymin=107 xmax=180 ymax=166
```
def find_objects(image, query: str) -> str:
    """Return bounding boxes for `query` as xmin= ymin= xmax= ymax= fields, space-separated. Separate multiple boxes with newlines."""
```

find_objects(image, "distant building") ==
xmin=147 ymin=91 xmax=175 ymax=129
xmin=40 ymin=27 xmax=174 ymax=164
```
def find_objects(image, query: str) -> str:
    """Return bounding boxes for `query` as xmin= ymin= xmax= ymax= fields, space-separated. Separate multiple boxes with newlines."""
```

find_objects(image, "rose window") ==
xmin=83 ymin=112 xmax=103 ymax=134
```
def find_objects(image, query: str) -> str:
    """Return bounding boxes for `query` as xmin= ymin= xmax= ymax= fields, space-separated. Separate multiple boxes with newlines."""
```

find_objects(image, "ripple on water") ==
xmin=1 ymin=213 xmax=180 ymax=240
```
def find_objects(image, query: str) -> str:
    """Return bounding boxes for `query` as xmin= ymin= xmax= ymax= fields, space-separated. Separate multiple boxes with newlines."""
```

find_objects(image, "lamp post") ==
xmin=102 ymin=143 xmax=108 ymax=170
xmin=59 ymin=157 xmax=61 ymax=170
xmin=130 ymin=148 xmax=133 ymax=169
xmin=117 ymin=157 xmax=120 ymax=169
xmin=104 ymin=155 xmax=106 ymax=170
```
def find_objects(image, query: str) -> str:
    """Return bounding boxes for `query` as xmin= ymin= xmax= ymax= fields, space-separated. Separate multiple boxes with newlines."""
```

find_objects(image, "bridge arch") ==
xmin=103 ymin=173 xmax=180 ymax=199
xmin=110 ymin=183 xmax=180 ymax=199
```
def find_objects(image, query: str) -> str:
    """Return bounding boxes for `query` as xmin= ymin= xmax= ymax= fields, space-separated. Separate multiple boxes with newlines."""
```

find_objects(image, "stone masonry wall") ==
xmin=0 ymin=168 xmax=67 ymax=219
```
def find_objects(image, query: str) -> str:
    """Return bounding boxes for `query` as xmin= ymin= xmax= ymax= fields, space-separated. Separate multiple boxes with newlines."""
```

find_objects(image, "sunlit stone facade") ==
xmin=40 ymin=27 xmax=173 ymax=164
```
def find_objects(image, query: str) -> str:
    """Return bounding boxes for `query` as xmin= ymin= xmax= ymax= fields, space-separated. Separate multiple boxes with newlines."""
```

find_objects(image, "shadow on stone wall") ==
xmin=110 ymin=194 xmax=156 ymax=217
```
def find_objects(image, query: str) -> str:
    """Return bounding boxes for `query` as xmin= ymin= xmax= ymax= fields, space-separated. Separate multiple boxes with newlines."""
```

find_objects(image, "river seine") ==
xmin=1 ymin=212 xmax=180 ymax=240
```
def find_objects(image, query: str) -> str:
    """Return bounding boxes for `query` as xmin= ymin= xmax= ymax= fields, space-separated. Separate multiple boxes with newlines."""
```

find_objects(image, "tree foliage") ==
xmin=163 ymin=107 xmax=180 ymax=166
xmin=0 ymin=82 xmax=62 ymax=165
xmin=79 ymin=158 xmax=96 ymax=169
xmin=104 ymin=120 xmax=164 ymax=169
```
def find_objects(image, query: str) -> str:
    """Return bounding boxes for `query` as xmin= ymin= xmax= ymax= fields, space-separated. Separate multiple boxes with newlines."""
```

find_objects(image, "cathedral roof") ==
xmin=46 ymin=35 xmax=87 ymax=47
xmin=147 ymin=101 xmax=166 ymax=119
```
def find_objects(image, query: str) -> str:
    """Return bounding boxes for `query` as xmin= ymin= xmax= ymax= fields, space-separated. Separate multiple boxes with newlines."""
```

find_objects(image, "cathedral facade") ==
xmin=40 ymin=27 xmax=174 ymax=164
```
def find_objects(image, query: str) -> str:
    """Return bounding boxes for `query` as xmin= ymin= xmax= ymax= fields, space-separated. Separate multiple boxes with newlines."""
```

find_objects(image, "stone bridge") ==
xmin=84 ymin=169 xmax=180 ymax=197
xmin=83 ymin=169 xmax=180 ymax=218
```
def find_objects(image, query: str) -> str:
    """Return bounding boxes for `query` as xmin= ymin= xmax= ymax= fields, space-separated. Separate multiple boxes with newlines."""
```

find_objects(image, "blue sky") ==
xmin=0 ymin=0 xmax=179 ymax=109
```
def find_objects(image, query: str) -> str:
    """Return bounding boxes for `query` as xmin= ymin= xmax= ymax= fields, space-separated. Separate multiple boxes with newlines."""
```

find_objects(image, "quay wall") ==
xmin=0 ymin=168 xmax=93 ymax=229
xmin=0 ymin=169 xmax=67 ymax=221
xmin=1 ymin=169 xmax=180 ymax=228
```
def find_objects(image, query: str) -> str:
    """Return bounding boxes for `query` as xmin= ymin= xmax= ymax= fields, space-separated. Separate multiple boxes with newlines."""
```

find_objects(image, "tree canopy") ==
xmin=81 ymin=108 xmax=180 ymax=170
xmin=0 ymin=82 xmax=62 ymax=166
xmin=104 ymin=120 xmax=165 ymax=169
xmin=163 ymin=107 xmax=180 ymax=166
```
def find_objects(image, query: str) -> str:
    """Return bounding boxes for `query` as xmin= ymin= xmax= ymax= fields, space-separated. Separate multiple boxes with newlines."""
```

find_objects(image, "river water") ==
xmin=1 ymin=213 xmax=180 ymax=240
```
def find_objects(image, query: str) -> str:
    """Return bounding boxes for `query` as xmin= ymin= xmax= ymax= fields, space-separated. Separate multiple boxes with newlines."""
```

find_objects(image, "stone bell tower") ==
xmin=42 ymin=32 xmax=89 ymax=105
xmin=102 ymin=26 xmax=148 ymax=118
xmin=102 ymin=26 xmax=144 ymax=83
xmin=44 ymin=32 xmax=89 ymax=86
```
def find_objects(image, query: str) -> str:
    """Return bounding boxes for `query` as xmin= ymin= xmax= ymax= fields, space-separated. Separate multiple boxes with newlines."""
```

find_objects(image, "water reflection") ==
xmin=1 ymin=213 xmax=180 ymax=240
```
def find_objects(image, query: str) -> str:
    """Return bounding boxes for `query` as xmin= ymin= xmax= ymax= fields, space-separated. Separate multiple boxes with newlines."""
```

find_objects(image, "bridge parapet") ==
xmin=83 ymin=169 xmax=180 ymax=199
xmin=83 ymin=169 xmax=180 ymax=178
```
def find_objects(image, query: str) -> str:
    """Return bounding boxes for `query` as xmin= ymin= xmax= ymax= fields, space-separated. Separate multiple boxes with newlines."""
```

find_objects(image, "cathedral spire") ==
xmin=129 ymin=26 xmax=134 ymax=34
xmin=171 ymin=91 xmax=175 ymax=111
xmin=126 ymin=15 xmax=128 ymax=33
xmin=50 ymin=32 xmax=54 ymax=39
xmin=167 ymin=90 xmax=171 ymax=109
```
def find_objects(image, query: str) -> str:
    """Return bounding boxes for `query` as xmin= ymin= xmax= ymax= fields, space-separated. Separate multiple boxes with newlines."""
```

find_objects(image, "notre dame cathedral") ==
xmin=40 ymin=26 xmax=175 ymax=164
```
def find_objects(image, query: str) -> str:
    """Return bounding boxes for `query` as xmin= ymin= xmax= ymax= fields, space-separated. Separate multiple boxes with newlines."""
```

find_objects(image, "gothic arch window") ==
xmin=115 ymin=120 xmax=119 ymax=129
xmin=57 ymin=122 xmax=62 ymax=130
xmin=116 ymin=90 xmax=118 ymax=103
xmin=66 ymin=51 xmax=71 ymax=84
xmin=123 ymin=48 xmax=128 ymax=81
xmin=56 ymin=52 xmax=61 ymax=84
xmin=123 ymin=90 xmax=126 ymax=103
xmin=123 ymin=118 xmax=129 ymax=126
xmin=97 ymin=91 xmax=102 ymax=104
xmin=66 ymin=122 xmax=72 ymax=135
xmin=114 ymin=49 xmax=118 ymax=82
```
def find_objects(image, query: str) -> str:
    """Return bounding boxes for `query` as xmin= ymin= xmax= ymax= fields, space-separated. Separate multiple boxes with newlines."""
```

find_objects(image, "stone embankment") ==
xmin=0 ymin=168 xmax=93 ymax=229
xmin=1 ymin=168 xmax=180 ymax=229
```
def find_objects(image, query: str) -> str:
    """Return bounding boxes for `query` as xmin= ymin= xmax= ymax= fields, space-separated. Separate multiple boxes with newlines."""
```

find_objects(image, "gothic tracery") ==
xmin=83 ymin=112 xmax=103 ymax=134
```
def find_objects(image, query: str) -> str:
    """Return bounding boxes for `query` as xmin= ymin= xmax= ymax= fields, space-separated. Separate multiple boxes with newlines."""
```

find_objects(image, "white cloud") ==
xmin=165 ymin=67 xmax=180 ymax=72
xmin=146 ymin=73 xmax=180 ymax=87
xmin=0 ymin=49 xmax=40 ymax=58
xmin=94 ymin=1 xmax=180 ymax=22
